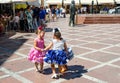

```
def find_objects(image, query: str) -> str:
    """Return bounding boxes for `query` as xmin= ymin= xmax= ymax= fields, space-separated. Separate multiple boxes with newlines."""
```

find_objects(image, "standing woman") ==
xmin=25 ymin=5 xmax=34 ymax=32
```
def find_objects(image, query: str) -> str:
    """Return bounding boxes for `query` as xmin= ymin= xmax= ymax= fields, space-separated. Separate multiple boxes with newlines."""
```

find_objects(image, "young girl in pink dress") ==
xmin=28 ymin=26 xmax=45 ymax=72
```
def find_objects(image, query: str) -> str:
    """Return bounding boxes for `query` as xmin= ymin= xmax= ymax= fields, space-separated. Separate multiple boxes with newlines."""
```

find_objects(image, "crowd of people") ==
xmin=0 ymin=5 xmax=66 ymax=35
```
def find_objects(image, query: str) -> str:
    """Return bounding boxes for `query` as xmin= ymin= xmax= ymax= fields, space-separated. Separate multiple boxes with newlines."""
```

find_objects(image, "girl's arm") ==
xmin=34 ymin=40 xmax=43 ymax=51
xmin=44 ymin=42 xmax=53 ymax=51
xmin=64 ymin=42 xmax=68 ymax=55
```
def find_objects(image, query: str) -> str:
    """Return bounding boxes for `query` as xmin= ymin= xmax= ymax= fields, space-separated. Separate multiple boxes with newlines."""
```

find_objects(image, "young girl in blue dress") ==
xmin=44 ymin=28 xmax=69 ymax=78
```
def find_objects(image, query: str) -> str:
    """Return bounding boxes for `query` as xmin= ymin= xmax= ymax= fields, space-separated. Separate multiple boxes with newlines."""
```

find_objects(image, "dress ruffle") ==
xmin=44 ymin=50 xmax=67 ymax=65
xmin=44 ymin=48 xmax=74 ymax=65
xmin=28 ymin=48 xmax=45 ymax=63
xmin=67 ymin=48 xmax=74 ymax=61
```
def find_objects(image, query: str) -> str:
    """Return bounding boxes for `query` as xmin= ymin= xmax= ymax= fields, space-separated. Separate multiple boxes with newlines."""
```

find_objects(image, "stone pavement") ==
xmin=0 ymin=16 xmax=120 ymax=83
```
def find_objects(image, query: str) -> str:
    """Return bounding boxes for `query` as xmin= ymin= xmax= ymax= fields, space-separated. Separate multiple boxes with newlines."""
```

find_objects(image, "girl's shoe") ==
xmin=58 ymin=73 xmax=63 ymax=77
xmin=39 ymin=70 xmax=45 ymax=73
xmin=36 ymin=69 xmax=39 ymax=72
xmin=51 ymin=74 xmax=58 ymax=79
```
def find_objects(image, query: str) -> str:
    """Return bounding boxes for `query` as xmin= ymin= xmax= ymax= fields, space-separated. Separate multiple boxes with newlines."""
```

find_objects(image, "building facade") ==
xmin=45 ymin=0 xmax=120 ymax=13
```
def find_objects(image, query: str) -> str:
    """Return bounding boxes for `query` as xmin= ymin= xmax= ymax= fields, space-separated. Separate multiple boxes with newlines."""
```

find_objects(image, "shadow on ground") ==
xmin=61 ymin=65 xmax=88 ymax=80
xmin=75 ymin=24 xmax=87 ymax=27
xmin=45 ymin=27 xmax=53 ymax=32
xmin=43 ymin=65 xmax=88 ymax=80
xmin=0 ymin=31 xmax=28 ymax=66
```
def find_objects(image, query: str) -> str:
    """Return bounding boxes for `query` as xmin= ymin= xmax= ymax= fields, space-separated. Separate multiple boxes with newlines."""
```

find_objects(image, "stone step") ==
xmin=84 ymin=21 xmax=120 ymax=24
xmin=76 ymin=15 xmax=120 ymax=24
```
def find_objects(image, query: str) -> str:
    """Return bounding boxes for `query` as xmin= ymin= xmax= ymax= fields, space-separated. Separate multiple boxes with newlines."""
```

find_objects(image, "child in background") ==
xmin=28 ymin=26 xmax=45 ymax=72
xmin=44 ymin=28 xmax=68 ymax=78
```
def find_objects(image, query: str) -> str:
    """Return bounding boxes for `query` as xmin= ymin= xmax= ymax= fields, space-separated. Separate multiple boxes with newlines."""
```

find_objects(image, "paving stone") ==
xmin=95 ymin=34 xmax=117 ymax=39
xmin=83 ymin=51 xmax=119 ymax=62
xmin=0 ymin=71 xmax=6 ymax=76
xmin=25 ymin=41 xmax=34 ymax=45
xmin=16 ymin=48 xmax=31 ymax=55
xmin=112 ymin=60 xmax=120 ymax=66
xmin=2 ymin=58 xmax=34 ymax=72
xmin=19 ymin=44 xmax=31 ymax=48
xmin=86 ymin=65 xmax=120 ymax=83
xmin=0 ymin=48 xmax=7 ymax=54
xmin=98 ymin=39 xmax=120 ymax=45
xmin=113 ymin=36 xmax=120 ymax=41
xmin=67 ymin=58 xmax=99 ymax=69
xmin=80 ymin=37 xmax=101 ymax=42
xmin=7 ymin=54 xmax=23 ymax=60
xmin=63 ymin=35 xmax=82 ymax=39
xmin=62 ymin=77 xmax=96 ymax=83
xmin=0 ymin=76 xmax=21 ymax=83
xmin=72 ymin=47 xmax=92 ymax=55
xmin=0 ymin=53 xmax=22 ymax=61
xmin=103 ymin=46 xmax=120 ymax=54
xmin=67 ymin=40 xmax=87 ymax=45
xmin=110 ymin=32 xmax=120 ymax=35
xmin=81 ymin=43 xmax=109 ymax=50
xmin=20 ymin=69 xmax=55 ymax=83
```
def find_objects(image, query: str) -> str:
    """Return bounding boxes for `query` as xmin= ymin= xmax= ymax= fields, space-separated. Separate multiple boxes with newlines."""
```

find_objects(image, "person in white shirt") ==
xmin=46 ymin=6 xmax=51 ymax=22
xmin=13 ymin=13 xmax=20 ymax=31
xmin=62 ymin=7 xmax=66 ymax=18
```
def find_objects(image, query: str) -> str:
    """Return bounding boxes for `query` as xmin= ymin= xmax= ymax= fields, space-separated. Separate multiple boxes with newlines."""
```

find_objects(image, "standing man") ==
xmin=39 ymin=6 xmax=46 ymax=27
xmin=69 ymin=0 xmax=76 ymax=27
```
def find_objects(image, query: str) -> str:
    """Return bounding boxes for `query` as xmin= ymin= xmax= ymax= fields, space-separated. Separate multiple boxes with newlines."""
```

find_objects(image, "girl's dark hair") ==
xmin=54 ymin=28 xmax=59 ymax=32
xmin=54 ymin=31 xmax=61 ymax=39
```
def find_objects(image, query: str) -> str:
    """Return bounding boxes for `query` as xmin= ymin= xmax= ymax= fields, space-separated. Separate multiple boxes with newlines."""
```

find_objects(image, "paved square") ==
xmin=0 ymin=16 xmax=120 ymax=83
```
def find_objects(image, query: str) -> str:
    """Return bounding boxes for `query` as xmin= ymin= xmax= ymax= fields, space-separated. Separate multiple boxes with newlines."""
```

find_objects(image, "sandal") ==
xmin=39 ymin=70 xmax=45 ymax=73
xmin=51 ymin=74 xmax=58 ymax=79
xmin=36 ymin=69 xmax=39 ymax=72
xmin=58 ymin=73 xmax=63 ymax=77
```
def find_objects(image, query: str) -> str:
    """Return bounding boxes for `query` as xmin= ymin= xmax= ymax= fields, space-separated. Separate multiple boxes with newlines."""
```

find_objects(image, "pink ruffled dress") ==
xmin=28 ymin=37 xmax=45 ymax=63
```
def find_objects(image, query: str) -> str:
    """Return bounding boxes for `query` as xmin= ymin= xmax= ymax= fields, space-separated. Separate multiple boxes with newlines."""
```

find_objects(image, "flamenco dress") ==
xmin=28 ymin=37 xmax=45 ymax=63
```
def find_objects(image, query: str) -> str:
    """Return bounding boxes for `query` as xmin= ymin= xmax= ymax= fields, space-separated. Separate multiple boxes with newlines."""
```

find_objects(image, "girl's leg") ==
xmin=59 ymin=64 xmax=68 ymax=73
xmin=40 ymin=62 xmax=44 ymax=72
xmin=58 ymin=65 xmax=64 ymax=77
xmin=51 ymin=64 xmax=56 ymax=74
xmin=51 ymin=64 xmax=57 ymax=78
xmin=35 ymin=62 xmax=39 ymax=71
xmin=64 ymin=64 xmax=68 ymax=71
xmin=58 ymin=65 xmax=62 ymax=73
xmin=62 ymin=64 xmax=68 ymax=72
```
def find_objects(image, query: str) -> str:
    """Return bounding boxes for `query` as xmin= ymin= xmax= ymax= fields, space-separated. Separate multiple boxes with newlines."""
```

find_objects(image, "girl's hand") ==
xmin=43 ymin=49 xmax=46 ymax=52
xmin=40 ymin=49 xmax=44 ymax=52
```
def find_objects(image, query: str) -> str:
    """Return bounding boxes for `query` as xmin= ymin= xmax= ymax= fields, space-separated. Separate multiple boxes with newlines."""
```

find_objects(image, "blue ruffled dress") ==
xmin=44 ymin=39 xmax=74 ymax=65
xmin=44 ymin=50 xmax=67 ymax=65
